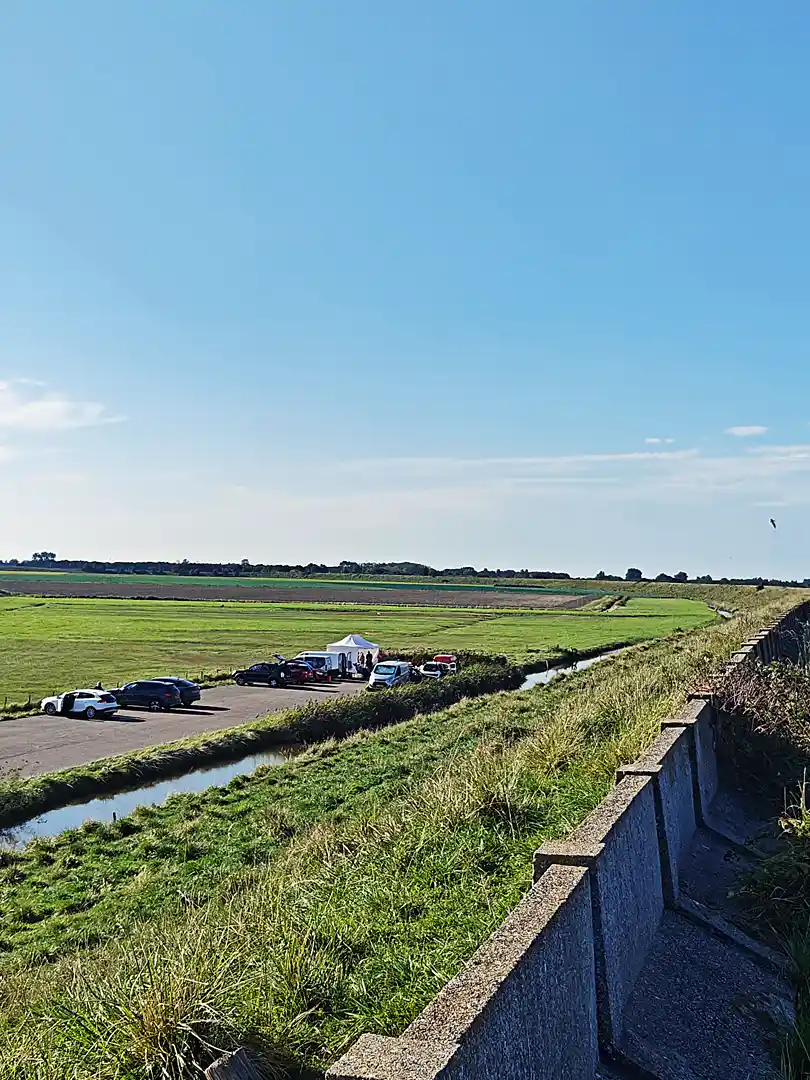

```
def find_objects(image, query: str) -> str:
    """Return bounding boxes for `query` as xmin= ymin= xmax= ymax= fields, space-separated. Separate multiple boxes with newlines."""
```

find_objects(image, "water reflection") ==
xmin=1 ymin=748 xmax=287 ymax=849
xmin=520 ymin=649 xmax=619 ymax=689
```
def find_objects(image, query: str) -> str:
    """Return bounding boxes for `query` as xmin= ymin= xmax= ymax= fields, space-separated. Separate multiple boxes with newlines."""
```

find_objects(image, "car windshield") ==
xmin=423 ymin=663 xmax=440 ymax=672
xmin=374 ymin=664 xmax=397 ymax=676
xmin=303 ymin=657 xmax=326 ymax=668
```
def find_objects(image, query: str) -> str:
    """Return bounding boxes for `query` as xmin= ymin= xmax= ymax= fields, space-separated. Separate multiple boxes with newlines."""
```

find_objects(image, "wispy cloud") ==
xmin=725 ymin=425 xmax=768 ymax=438
xmin=645 ymin=437 xmax=675 ymax=445
xmin=331 ymin=449 xmax=696 ymax=477
xmin=0 ymin=381 xmax=124 ymax=431
xmin=322 ymin=442 xmax=810 ymax=509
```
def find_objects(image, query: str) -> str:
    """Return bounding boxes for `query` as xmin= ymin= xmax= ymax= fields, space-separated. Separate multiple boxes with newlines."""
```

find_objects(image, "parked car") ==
xmin=41 ymin=689 xmax=118 ymax=719
xmin=281 ymin=661 xmax=315 ymax=685
xmin=111 ymin=680 xmax=183 ymax=711
xmin=433 ymin=654 xmax=459 ymax=674
xmin=367 ymin=660 xmax=413 ymax=691
xmin=232 ymin=662 xmax=289 ymax=687
xmin=419 ymin=661 xmax=450 ymax=679
xmin=150 ymin=677 xmax=201 ymax=706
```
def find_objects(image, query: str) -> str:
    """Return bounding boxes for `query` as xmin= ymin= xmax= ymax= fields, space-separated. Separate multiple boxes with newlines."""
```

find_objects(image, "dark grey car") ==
xmin=151 ymin=677 xmax=201 ymax=706
xmin=112 ymin=680 xmax=183 ymax=711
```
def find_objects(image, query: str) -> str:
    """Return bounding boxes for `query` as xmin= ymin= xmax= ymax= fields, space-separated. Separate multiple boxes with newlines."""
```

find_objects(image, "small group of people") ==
xmin=354 ymin=651 xmax=376 ymax=677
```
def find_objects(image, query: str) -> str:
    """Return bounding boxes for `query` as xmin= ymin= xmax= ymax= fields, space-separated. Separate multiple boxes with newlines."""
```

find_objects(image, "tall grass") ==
xmin=709 ymin=657 xmax=810 ymax=1080
xmin=0 ymin=594 xmax=797 ymax=1079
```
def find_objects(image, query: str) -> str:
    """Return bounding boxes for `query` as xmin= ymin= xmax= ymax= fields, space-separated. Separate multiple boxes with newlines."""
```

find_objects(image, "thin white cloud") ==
xmin=0 ymin=381 xmax=123 ymax=431
xmin=725 ymin=425 xmax=767 ymax=438
xmin=316 ymin=441 xmax=810 ymax=510
xmin=748 ymin=444 xmax=810 ymax=459
xmin=645 ymin=437 xmax=675 ymax=445
xmin=331 ymin=449 xmax=696 ymax=476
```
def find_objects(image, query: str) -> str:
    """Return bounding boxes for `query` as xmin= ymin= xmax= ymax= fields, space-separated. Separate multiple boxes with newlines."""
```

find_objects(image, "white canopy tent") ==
xmin=327 ymin=633 xmax=380 ymax=672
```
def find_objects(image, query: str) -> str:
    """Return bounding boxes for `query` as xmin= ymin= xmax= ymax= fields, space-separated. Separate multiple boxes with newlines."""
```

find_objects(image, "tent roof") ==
xmin=328 ymin=633 xmax=380 ymax=650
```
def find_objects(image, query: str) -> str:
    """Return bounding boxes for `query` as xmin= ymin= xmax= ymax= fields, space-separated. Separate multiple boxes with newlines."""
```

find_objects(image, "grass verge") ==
xmin=0 ymin=592 xmax=796 ymax=1078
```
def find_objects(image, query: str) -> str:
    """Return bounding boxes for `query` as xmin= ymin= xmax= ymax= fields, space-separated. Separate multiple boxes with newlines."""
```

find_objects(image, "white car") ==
xmin=419 ymin=661 xmax=450 ymax=680
xmin=40 ymin=689 xmax=119 ymax=719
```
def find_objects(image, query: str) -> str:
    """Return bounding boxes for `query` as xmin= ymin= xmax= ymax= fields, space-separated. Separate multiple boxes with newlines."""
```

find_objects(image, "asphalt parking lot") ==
xmin=0 ymin=680 xmax=367 ymax=778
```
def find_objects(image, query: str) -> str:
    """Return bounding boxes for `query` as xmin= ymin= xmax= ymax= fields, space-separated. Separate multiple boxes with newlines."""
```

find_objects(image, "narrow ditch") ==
xmin=1 ymin=650 xmax=620 ymax=849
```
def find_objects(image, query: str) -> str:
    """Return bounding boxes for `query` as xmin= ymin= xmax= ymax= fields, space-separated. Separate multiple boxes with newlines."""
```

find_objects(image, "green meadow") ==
xmin=0 ymin=595 xmax=715 ymax=705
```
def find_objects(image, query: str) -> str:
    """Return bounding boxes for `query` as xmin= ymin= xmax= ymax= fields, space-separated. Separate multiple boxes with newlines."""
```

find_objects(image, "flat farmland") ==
xmin=0 ymin=594 xmax=716 ymax=706
xmin=0 ymin=570 xmax=592 ymax=609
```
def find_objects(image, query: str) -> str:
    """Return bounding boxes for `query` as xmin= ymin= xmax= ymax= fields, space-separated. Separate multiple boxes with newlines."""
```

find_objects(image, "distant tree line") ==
xmin=598 ymin=567 xmax=810 ymax=588
xmin=3 ymin=554 xmax=808 ymax=589
xmin=0 ymin=555 xmax=572 ymax=581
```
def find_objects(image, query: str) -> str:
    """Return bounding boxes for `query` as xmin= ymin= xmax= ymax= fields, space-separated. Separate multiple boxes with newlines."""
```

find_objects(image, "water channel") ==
xmin=1 ymin=650 xmax=617 ymax=849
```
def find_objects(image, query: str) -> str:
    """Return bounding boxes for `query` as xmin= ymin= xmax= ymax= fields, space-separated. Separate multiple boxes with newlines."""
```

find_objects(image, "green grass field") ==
xmin=0 ymin=590 xmax=795 ymax=1079
xmin=0 ymin=595 xmax=715 ymax=705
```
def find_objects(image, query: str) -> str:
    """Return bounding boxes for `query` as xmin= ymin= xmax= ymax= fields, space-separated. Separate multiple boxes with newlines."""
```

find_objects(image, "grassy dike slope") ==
xmin=0 ymin=590 xmax=800 ymax=1079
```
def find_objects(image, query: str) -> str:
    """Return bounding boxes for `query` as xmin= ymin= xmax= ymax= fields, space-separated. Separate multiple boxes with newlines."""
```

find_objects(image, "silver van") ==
xmin=367 ymin=660 xmax=412 ymax=691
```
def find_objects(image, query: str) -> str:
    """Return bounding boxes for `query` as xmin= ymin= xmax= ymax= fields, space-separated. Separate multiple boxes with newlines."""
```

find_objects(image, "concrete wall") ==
xmin=320 ymin=603 xmax=810 ymax=1080
xmin=328 ymin=865 xmax=598 ymax=1080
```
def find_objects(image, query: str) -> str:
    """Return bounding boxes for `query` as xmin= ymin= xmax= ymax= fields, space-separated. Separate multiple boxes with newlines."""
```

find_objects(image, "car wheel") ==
xmin=269 ymin=678 xmax=278 ymax=688
xmin=85 ymin=706 xmax=97 ymax=720
xmin=235 ymin=675 xmax=245 ymax=686
xmin=43 ymin=702 xmax=57 ymax=716
xmin=149 ymin=699 xmax=162 ymax=712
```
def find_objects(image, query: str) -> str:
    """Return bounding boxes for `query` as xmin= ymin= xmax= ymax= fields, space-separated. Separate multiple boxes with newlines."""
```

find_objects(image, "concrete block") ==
xmin=567 ymin=775 xmax=664 ymax=1048
xmin=532 ymin=841 xmax=604 ymax=882
xmin=327 ymin=865 xmax=599 ymax=1080
xmin=326 ymin=1035 xmax=454 ymax=1080
xmin=617 ymin=725 xmax=696 ymax=904
xmin=665 ymin=700 xmax=718 ymax=819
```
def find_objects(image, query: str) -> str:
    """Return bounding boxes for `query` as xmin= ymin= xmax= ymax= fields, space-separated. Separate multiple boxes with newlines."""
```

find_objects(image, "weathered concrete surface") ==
xmin=568 ymin=775 xmax=664 ymax=1048
xmin=328 ymin=865 xmax=599 ymax=1080
xmin=617 ymin=724 xmax=696 ymax=904
xmin=665 ymin=698 xmax=719 ymax=819
xmin=620 ymin=911 xmax=792 ymax=1080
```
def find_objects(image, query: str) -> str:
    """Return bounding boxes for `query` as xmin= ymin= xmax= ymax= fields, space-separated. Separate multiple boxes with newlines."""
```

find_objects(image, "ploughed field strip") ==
xmin=0 ymin=595 xmax=714 ymax=706
xmin=0 ymin=571 xmax=593 ymax=608
xmin=0 ymin=591 xmax=791 ymax=1079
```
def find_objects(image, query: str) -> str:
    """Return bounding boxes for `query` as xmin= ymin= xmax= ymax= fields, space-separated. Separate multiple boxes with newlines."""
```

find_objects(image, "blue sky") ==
xmin=2 ymin=2 xmax=809 ymax=577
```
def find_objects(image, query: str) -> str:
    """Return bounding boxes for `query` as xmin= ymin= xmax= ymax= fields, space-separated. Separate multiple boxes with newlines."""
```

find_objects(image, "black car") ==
xmin=232 ymin=662 xmax=289 ymax=687
xmin=112 ymin=680 xmax=183 ymax=711
xmin=150 ymin=677 xmax=201 ymax=707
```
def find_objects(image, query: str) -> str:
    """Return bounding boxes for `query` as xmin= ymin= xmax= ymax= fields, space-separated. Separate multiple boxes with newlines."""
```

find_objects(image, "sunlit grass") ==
xmin=0 ymin=591 xmax=794 ymax=1078
xmin=0 ymin=594 xmax=715 ymax=706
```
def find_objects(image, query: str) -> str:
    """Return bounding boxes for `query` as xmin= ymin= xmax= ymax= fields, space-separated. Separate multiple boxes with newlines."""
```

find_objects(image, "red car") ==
xmin=281 ymin=661 xmax=315 ymax=685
